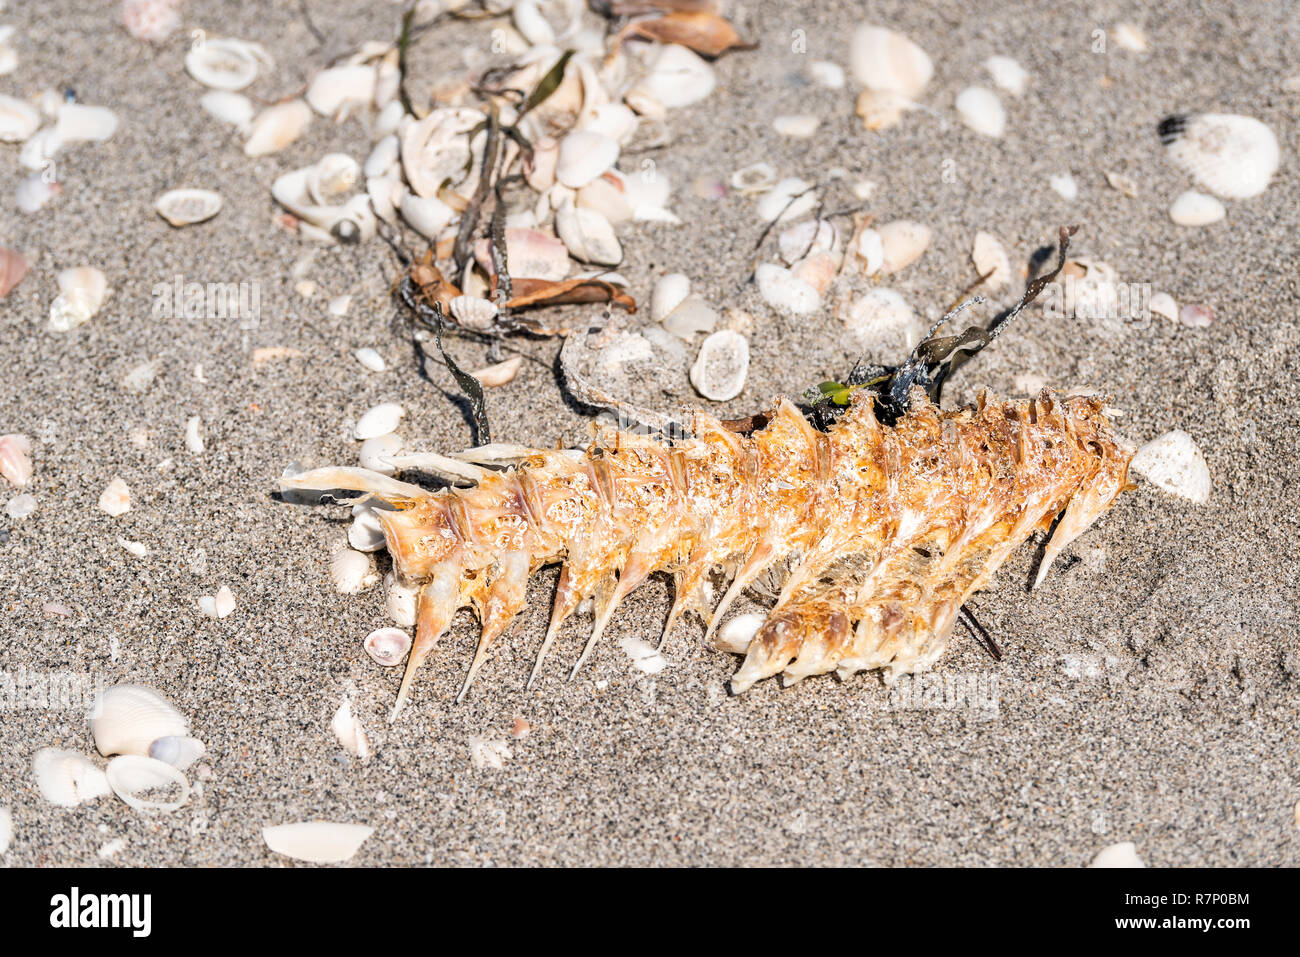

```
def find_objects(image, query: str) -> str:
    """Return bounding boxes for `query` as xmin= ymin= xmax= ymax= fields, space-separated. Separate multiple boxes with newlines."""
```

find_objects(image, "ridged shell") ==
xmin=1159 ymin=113 xmax=1279 ymax=199
xmin=32 ymin=749 xmax=111 ymax=807
xmin=154 ymin=188 xmax=223 ymax=227
xmin=91 ymin=684 xmax=189 ymax=757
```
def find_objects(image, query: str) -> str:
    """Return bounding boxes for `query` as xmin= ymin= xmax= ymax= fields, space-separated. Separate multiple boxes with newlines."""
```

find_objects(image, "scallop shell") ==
xmin=106 ymin=755 xmax=190 ymax=813
xmin=955 ymin=87 xmax=1005 ymax=138
xmin=555 ymin=204 xmax=622 ymax=265
xmin=557 ymin=129 xmax=619 ymax=189
xmin=155 ymin=188 xmax=223 ymax=227
xmin=877 ymin=220 xmax=931 ymax=274
xmin=1130 ymin=430 xmax=1211 ymax=504
xmin=628 ymin=44 xmax=716 ymax=109
xmin=306 ymin=64 xmax=376 ymax=118
xmin=0 ymin=434 xmax=32 ymax=486
xmin=244 ymin=99 xmax=312 ymax=156
xmin=147 ymin=735 xmax=206 ymax=770
xmin=262 ymin=821 xmax=375 ymax=864
xmin=355 ymin=403 xmax=404 ymax=440
xmin=185 ymin=37 xmax=270 ymax=91
xmin=1169 ymin=190 xmax=1225 ymax=226
xmin=0 ymin=94 xmax=40 ymax=142
xmin=1159 ymin=113 xmax=1279 ymax=199
xmin=971 ymin=231 xmax=1011 ymax=289
xmin=91 ymin=684 xmax=189 ymax=757
xmin=850 ymin=25 xmax=932 ymax=100
xmin=449 ymin=295 xmax=499 ymax=331
xmin=32 ymin=749 xmax=111 ymax=807
xmin=200 ymin=90 xmax=254 ymax=131
xmin=690 ymin=330 xmax=750 ymax=402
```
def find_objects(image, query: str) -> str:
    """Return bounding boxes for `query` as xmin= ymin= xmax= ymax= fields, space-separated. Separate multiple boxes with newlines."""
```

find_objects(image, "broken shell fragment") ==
xmin=729 ymin=162 xmax=776 ymax=194
xmin=244 ymin=100 xmax=312 ymax=157
xmin=628 ymin=43 xmax=716 ymax=109
xmin=306 ymin=64 xmax=376 ymax=118
xmin=662 ymin=294 xmax=719 ymax=340
xmin=1130 ymin=430 xmax=1211 ymax=504
xmin=0 ymin=434 xmax=32 ymax=487
xmin=690 ymin=330 xmax=750 ymax=401
xmin=354 ymin=347 xmax=386 ymax=372
xmin=54 ymin=103 xmax=118 ymax=144
xmin=155 ymin=188 xmax=223 ymax=227
xmin=384 ymin=573 xmax=417 ymax=627
xmin=854 ymin=89 xmax=914 ymax=131
xmin=1159 ymin=113 xmax=1279 ymax=199
xmin=757 ymin=178 xmax=815 ymax=223
xmin=358 ymin=433 xmax=402 ymax=475
xmin=877 ymin=220 xmax=931 ymax=274
xmin=471 ymin=355 xmax=523 ymax=387
xmin=365 ymin=626 xmax=411 ymax=666
xmin=555 ymin=204 xmax=622 ymax=265
xmin=955 ymin=87 xmax=1005 ymax=138
xmin=985 ymin=55 xmax=1028 ymax=96
xmin=755 ymin=263 xmax=819 ymax=314
xmin=32 ymin=749 xmax=111 ymax=807
xmin=331 ymin=699 xmax=371 ymax=761
xmin=106 ymin=755 xmax=190 ymax=813
xmin=651 ymin=272 xmax=691 ymax=321
xmin=1 ymin=247 xmax=29 ymax=298
xmin=773 ymin=114 xmax=819 ymax=138
xmin=1169 ymin=190 xmax=1225 ymax=226
xmin=147 ymin=736 xmax=206 ymax=771
xmin=716 ymin=612 xmax=763 ymax=654
xmin=971 ymin=231 xmax=1011 ymax=289
xmin=844 ymin=288 xmax=922 ymax=351
xmin=850 ymin=25 xmax=932 ymax=100
xmin=90 ymin=684 xmax=189 ymax=757
xmin=200 ymin=90 xmax=254 ymax=131
xmin=557 ymin=129 xmax=618 ymax=189
xmin=49 ymin=266 xmax=109 ymax=332
xmin=98 ymin=477 xmax=131 ymax=516
xmin=1090 ymin=841 xmax=1145 ymax=868
xmin=1148 ymin=292 xmax=1178 ymax=322
xmin=262 ymin=821 xmax=375 ymax=864
xmin=0 ymin=94 xmax=40 ymax=142
xmin=198 ymin=584 xmax=236 ymax=619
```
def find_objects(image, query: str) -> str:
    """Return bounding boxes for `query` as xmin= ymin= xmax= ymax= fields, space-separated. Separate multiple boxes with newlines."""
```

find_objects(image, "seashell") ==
xmin=50 ymin=265 xmax=110 ymax=330
xmin=1148 ymin=292 xmax=1178 ymax=322
xmin=306 ymin=64 xmax=376 ymax=118
xmin=513 ymin=0 xmax=555 ymax=46
xmin=185 ymin=37 xmax=270 ymax=91
xmin=850 ymin=25 xmax=932 ymax=100
xmin=620 ymin=634 xmax=667 ymax=675
xmin=98 ymin=476 xmax=131 ymax=516
xmin=244 ymin=99 xmax=312 ymax=156
xmin=773 ymin=114 xmax=820 ymax=138
xmin=854 ymin=227 xmax=885 ymax=275
xmin=1169 ymin=190 xmax=1225 ymax=226
xmin=123 ymin=0 xmax=183 ymax=42
xmin=1105 ymin=170 xmax=1139 ymax=197
xmin=400 ymin=107 xmax=482 ymax=198
xmin=0 ymin=94 xmax=40 ymax=142
xmin=624 ymin=87 xmax=665 ymax=119
xmin=985 ymin=55 xmax=1028 ymax=96
xmin=1179 ymin=303 xmax=1214 ymax=327
xmin=349 ymin=505 xmax=387 ymax=552
xmin=690 ymin=330 xmax=750 ymax=401
xmin=366 ymin=625 xmax=412 ymax=666
xmin=1089 ymin=841 xmax=1144 ymax=868
xmin=332 ymin=547 xmax=378 ymax=594
xmin=628 ymin=43 xmax=716 ymax=109
xmin=843 ymin=288 xmax=922 ymax=351
xmin=106 ymin=755 xmax=190 ymax=813
xmin=6 ymin=493 xmax=37 ymax=519
xmin=306 ymin=153 xmax=361 ymax=205
xmin=971 ymin=231 xmax=1011 ymax=289
xmin=757 ymin=177 xmax=816 ymax=223
xmin=122 ymin=358 xmax=160 ymax=394
xmin=354 ymin=347 xmax=387 ymax=372
xmin=359 ymin=433 xmax=402 ymax=475
xmin=485 ymin=227 xmax=569 ymax=281
xmin=1159 ymin=113 xmax=1279 ymax=199
xmin=524 ymin=135 xmax=559 ymax=192
xmin=755 ymin=263 xmax=820 ymax=314
xmin=716 ymin=612 xmax=764 ymax=654
xmin=790 ymin=253 xmax=837 ymax=297
xmin=91 ymin=684 xmax=189 ymax=757
xmin=355 ymin=402 xmax=405 ymax=440
xmin=471 ymin=355 xmax=523 ymax=387
xmin=262 ymin=821 xmax=375 ymax=864
xmin=555 ymin=203 xmax=622 ymax=265
xmin=1112 ymin=24 xmax=1148 ymax=53
xmin=1049 ymin=173 xmax=1078 ymax=200
xmin=1130 ymin=430 xmax=1211 ymax=504
xmin=328 ymin=295 xmax=351 ymax=317
xmin=576 ymin=176 xmax=634 ymax=224
xmin=449 ymin=295 xmax=499 ymax=331
xmin=155 ymin=188 xmax=223 ymax=227
xmin=147 ymin=736 xmax=206 ymax=771
xmin=809 ymin=61 xmax=845 ymax=89
xmin=955 ymin=87 xmax=1005 ymax=138
xmin=384 ymin=573 xmax=418 ymax=627
xmin=199 ymin=91 xmax=254 ymax=131
xmin=620 ymin=168 xmax=676 ymax=223
xmin=557 ymin=130 xmax=619 ymax=189
xmin=854 ymin=89 xmax=914 ymax=131
xmin=0 ymin=434 xmax=32 ymax=486
xmin=579 ymin=103 xmax=638 ymax=144
xmin=399 ymin=189 xmax=454 ymax=241
xmin=779 ymin=220 xmax=838 ymax=264
xmin=470 ymin=736 xmax=512 ymax=769
xmin=877 ymin=220 xmax=931 ymax=274
xmin=19 ymin=127 xmax=61 ymax=171
xmin=118 ymin=537 xmax=147 ymax=557
xmin=331 ymin=699 xmax=371 ymax=761
xmin=374 ymin=99 xmax=404 ymax=139
xmin=54 ymin=103 xmax=117 ymax=144
xmin=16 ymin=174 xmax=61 ymax=214
xmin=0 ymin=806 xmax=10 ymax=854
xmin=662 ymin=295 xmax=720 ymax=340
xmin=730 ymin=162 xmax=776 ymax=194
xmin=364 ymin=135 xmax=399 ymax=179
xmin=198 ymin=584 xmax=237 ymax=618
xmin=651 ymin=273 xmax=691 ymax=322
xmin=32 ymin=749 xmax=111 ymax=807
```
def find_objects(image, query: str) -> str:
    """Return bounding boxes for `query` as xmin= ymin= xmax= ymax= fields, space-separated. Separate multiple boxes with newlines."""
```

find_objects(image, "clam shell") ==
xmin=1130 ymin=430 xmax=1211 ymax=504
xmin=1169 ymin=190 xmax=1225 ymax=226
xmin=384 ymin=574 xmax=418 ymax=627
xmin=365 ymin=625 xmax=412 ymax=666
xmin=662 ymin=295 xmax=720 ymax=340
xmin=755 ymin=263 xmax=819 ymax=314
xmin=1160 ymin=113 xmax=1279 ymax=199
xmin=349 ymin=506 xmax=387 ymax=552
xmin=155 ymin=188 xmax=223 ymax=227
xmin=576 ymin=176 xmax=634 ymax=223
xmin=985 ymin=55 xmax=1029 ymax=96
xmin=185 ymin=37 xmax=270 ymax=91
xmin=306 ymin=64 xmax=377 ymax=118
xmin=199 ymin=91 xmax=253 ymax=131
xmin=557 ymin=129 xmax=618 ymax=189
xmin=54 ymin=103 xmax=118 ymax=144
xmin=148 ymin=736 xmax=206 ymax=770
xmin=730 ymin=162 xmax=776 ymax=194
xmin=651 ymin=273 xmax=691 ymax=322
xmin=877 ymin=220 xmax=931 ymax=273
xmin=1089 ymin=841 xmax=1144 ymax=868
xmin=53 ymin=266 xmax=108 ymax=328
xmin=0 ymin=433 xmax=32 ymax=486
xmin=971 ymin=231 xmax=1011 ymax=289
xmin=331 ymin=547 xmax=378 ymax=594
xmin=843 ymin=288 xmax=922 ymax=351
xmin=629 ymin=43 xmax=716 ymax=109
xmin=579 ymin=103 xmax=638 ymax=144
xmin=0 ymin=94 xmax=40 ymax=142
xmin=262 ymin=821 xmax=375 ymax=864
xmin=690 ymin=330 xmax=750 ymax=402
xmin=778 ymin=220 xmax=838 ymax=264
xmin=91 ymin=684 xmax=189 ymax=757
xmin=32 ymin=749 xmax=111 ymax=807
xmin=359 ymin=433 xmax=402 ymax=475
xmin=106 ymin=755 xmax=190 ymax=813
xmin=850 ymin=25 xmax=932 ymax=99
xmin=354 ymin=402 xmax=404 ymax=440
xmin=244 ymin=99 xmax=312 ymax=156
xmin=555 ymin=204 xmax=622 ymax=265
xmin=449 ymin=295 xmax=499 ymax=331
xmin=198 ymin=584 xmax=236 ymax=618
xmin=400 ymin=107 xmax=482 ymax=198
xmin=955 ymin=87 xmax=1005 ymax=138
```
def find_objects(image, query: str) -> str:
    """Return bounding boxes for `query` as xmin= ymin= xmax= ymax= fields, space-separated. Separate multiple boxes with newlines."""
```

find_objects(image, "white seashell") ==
xmin=651 ymin=273 xmax=691 ymax=322
xmin=374 ymin=99 xmax=404 ymax=139
xmin=955 ymin=87 xmax=1005 ymax=138
xmin=349 ymin=506 xmax=387 ymax=552
xmin=331 ymin=548 xmax=378 ymax=594
xmin=32 ymin=749 xmax=111 ymax=807
xmin=555 ymin=203 xmax=622 ymax=265
xmin=331 ymin=699 xmax=370 ymax=761
xmin=185 ymin=37 xmax=270 ymax=91
xmin=384 ymin=574 xmax=418 ymax=627
xmin=690 ymin=330 xmax=750 ymax=401
xmin=877 ymin=220 xmax=931 ymax=274
xmin=98 ymin=476 xmax=131 ymax=516
xmin=19 ymin=127 xmax=61 ymax=170
xmin=579 ymin=103 xmax=638 ymax=144
xmin=971 ymin=231 xmax=1011 ymax=290
xmin=1049 ymin=173 xmax=1078 ymax=200
xmin=1089 ymin=841 xmax=1144 ymax=867
xmin=400 ymin=107 xmax=482 ymax=198
xmin=50 ymin=265 xmax=109 ymax=332
xmin=1112 ymin=24 xmax=1148 ymax=53
xmin=54 ymin=103 xmax=117 ymax=144
xmin=854 ymin=89 xmax=915 ymax=131
xmin=1179 ymin=303 xmax=1214 ymax=327
xmin=730 ymin=162 xmax=776 ymax=194
xmin=0 ymin=45 xmax=13 ymax=78
xmin=716 ymin=612 xmax=764 ymax=654
xmin=449 ymin=295 xmax=499 ymax=331
xmin=0 ymin=94 xmax=39 ymax=142
xmin=244 ymin=100 xmax=312 ymax=156
xmin=985 ymin=55 xmax=1028 ymax=96
xmin=328 ymin=295 xmax=351 ymax=317
xmin=755 ymin=263 xmax=820 ymax=314
xmin=757 ymin=178 xmax=815 ymax=223
xmin=629 ymin=43 xmax=716 ymax=108
xmin=577 ymin=176 xmax=634 ymax=223
xmin=779 ymin=220 xmax=838 ymax=264
xmin=1169 ymin=190 xmax=1225 ymax=226
xmin=855 ymin=227 xmax=885 ymax=275
xmin=6 ymin=493 xmax=36 ymax=519
xmin=16 ymin=174 xmax=60 ymax=214
xmin=513 ymin=0 xmax=555 ymax=46
xmin=106 ymin=755 xmax=190 ymax=813
xmin=198 ymin=584 xmax=236 ymax=618
xmin=619 ymin=635 xmax=667 ymax=675
xmin=307 ymin=154 xmax=361 ymax=206
xmin=155 ymin=188 xmax=222 ymax=227
xmin=91 ymin=684 xmax=189 ymax=757
xmin=0 ymin=434 xmax=32 ymax=486
xmin=469 ymin=736 xmax=512 ymax=770
xmin=147 ymin=736 xmax=205 ymax=771
xmin=844 ymin=288 xmax=922 ymax=351
xmin=1130 ymin=430 xmax=1211 ymax=504
xmin=364 ymin=135 xmax=399 ymax=178
xmin=263 ymin=821 xmax=375 ymax=863
xmin=354 ymin=402 xmax=404 ymax=440
xmin=1149 ymin=292 xmax=1178 ymax=322
xmin=499 ymin=227 xmax=570 ymax=281
xmin=359 ymin=433 xmax=402 ymax=475
xmin=850 ymin=25 xmax=932 ymax=99
xmin=118 ymin=537 xmax=147 ymax=557
xmin=354 ymin=347 xmax=387 ymax=372
xmin=772 ymin=114 xmax=820 ymax=138
xmin=399 ymin=190 xmax=454 ymax=241
xmin=1105 ymin=170 xmax=1139 ymax=197
xmin=471 ymin=355 xmax=523 ymax=387
xmin=791 ymin=253 xmax=837 ymax=297
xmin=199 ymin=91 xmax=253 ymax=131
xmin=809 ymin=61 xmax=845 ymax=89
xmin=365 ymin=625 xmax=411 ymax=666
xmin=0 ymin=806 xmax=10 ymax=854
xmin=557 ymin=129 xmax=618 ymax=189
xmin=662 ymin=295 xmax=719 ymax=340
xmin=306 ymin=64 xmax=376 ymax=118
xmin=1160 ymin=113 xmax=1279 ymax=199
